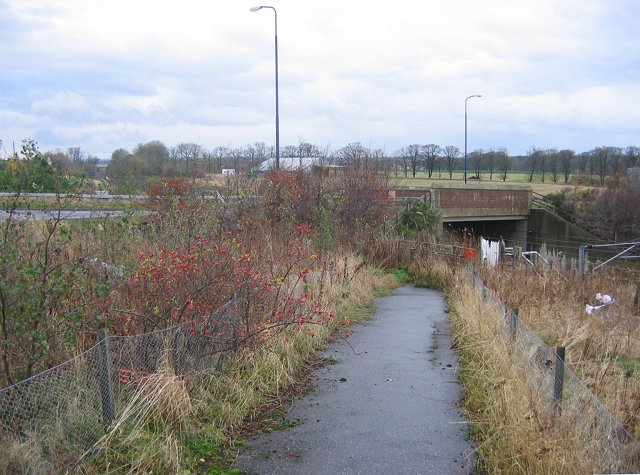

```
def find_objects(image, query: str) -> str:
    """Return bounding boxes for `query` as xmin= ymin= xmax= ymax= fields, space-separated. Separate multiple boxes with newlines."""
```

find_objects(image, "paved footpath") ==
xmin=233 ymin=285 xmax=476 ymax=475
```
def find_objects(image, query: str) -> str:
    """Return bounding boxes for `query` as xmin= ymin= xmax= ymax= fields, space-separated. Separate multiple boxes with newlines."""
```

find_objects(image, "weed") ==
xmin=389 ymin=266 xmax=410 ymax=284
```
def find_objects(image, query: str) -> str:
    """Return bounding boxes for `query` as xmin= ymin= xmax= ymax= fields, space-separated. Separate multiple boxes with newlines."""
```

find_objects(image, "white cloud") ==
xmin=1 ymin=0 xmax=640 ymax=157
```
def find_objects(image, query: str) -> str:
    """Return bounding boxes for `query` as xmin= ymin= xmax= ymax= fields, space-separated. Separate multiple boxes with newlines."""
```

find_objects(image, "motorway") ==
xmin=0 ymin=209 xmax=144 ymax=220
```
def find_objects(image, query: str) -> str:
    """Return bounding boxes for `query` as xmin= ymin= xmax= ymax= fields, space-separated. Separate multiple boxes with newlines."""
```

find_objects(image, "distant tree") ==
xmin=171 ymin=143 xmax=202 ymax=177
xmin=406 ymin=144 xmax=420 ymax=178
xmin=559 ymin=149 xmax=575 ymax=184
xmin=443 ymin=145 xmax=460 ymax=179
xmin=134 ymin=140 xmax=170 ymax=177
xmin=281 ymin=145 xmax=298 ymax=159
xmin=576 ymin=151 xmax=589 ymax=178
xmin=44 ymin=150 xmax=70 ymax=172
xmin=484 ymin=148 xmax=498 ymax=181
xmin=497 ymin=148 xmax=510 ymax=181
xmin=625 ymin=146 xmax=640 ymax=170
xmin=527 ymin=147 xmax=543 ymax=182
xmin=470 ymin=149 xmax=483 ymax=179
xmin=336 ymin=142 xmax=370 ymax=169
xmin=609 ymin=147 xmax=624 ymax=176
xmin=592 ymin=146 xmax=614 ymax=185
xmin=421 ymin=144 xmax=441 ymax=178
xmin=66 ymin=147 xmax=83 ymax=163
xmin=244 ymin=143 xmax=259 ymax=171
xmin=397 ymin=147 xmax=410 ymax=177
xmin=212 ymin=146 xmax=230 ymax=173
xmin=547 ymin=149 xmax=559 ymax=183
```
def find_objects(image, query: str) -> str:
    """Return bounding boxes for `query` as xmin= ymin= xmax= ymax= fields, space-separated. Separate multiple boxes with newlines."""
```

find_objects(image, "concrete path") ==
xmin=233 ymin=285 xmax=476 ymax=475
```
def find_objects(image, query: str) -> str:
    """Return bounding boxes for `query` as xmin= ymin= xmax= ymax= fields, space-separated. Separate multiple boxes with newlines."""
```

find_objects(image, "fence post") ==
xmin=553 ymin=346 xmax=566 ymax=413
xmin=578 ymin=245 xmax=585 ymax=274
xmin=510 ymin=309 xmax=518 ymax=341
xmin=97 ymin=328 xmax=116 ymax=429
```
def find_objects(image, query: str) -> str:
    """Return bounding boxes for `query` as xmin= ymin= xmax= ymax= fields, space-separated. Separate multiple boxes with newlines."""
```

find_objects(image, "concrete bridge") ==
xmin=391 ymin=183 xmax=531 ymax=245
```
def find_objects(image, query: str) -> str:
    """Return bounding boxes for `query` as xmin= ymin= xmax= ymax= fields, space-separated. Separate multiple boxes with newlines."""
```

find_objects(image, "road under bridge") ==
xmin=391 ymin=183 xmax=531 ymax=246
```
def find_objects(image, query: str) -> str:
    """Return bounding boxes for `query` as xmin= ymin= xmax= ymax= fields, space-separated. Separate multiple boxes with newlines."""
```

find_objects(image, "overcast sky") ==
xmin=1 ymin=0 xmax=639 ymax=158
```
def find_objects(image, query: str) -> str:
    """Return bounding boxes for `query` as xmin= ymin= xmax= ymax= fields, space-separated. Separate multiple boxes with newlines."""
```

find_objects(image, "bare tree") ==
xmin=527 ymin=147 xmax=543 ymax=182
xmin=576 ymin=151 xmax=589 ymax=179
xmin=336 ymin=142 xmax=370 ymax=169
xmin=66 ymin=147 xmax=83 ymax=163
xmin=497 ymin=148 xmax=510 ymax=181
xmin=559 ymin=149 xmax=575 ymax=184
xmin=443 ymin=145 xmax=460 ymax=179
xmin=212 ymin=146 xmax=230 ymax=173
xmin=244 ymin=144 xmax=258 ymax=171
xmin=609 ymin=147 xmax=624 ymax=176
xmin=421 ymin=144 xmax=441 ymax=178
xmin=406 ymin=144 xmax=420 ymax=178
xmin=484 ymin=148 xmax=498 ymax=181
xmin=592 ymin=146 xmax=614 ymax=185
xmin=470 ymin=149 xmax=483 ymax=179
xmin=281 ymin=145 xmax=298 ymax=159
xmin=625 ymin=146 xmax=640 ymax=170
xmin=547 ymin=149 xmax=559 ymax=183
xmin=395 ymin=148 xmax=409 ymax=177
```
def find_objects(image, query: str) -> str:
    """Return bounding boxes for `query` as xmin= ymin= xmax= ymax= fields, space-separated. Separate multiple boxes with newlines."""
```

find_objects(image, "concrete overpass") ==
xmin=391 ymin=183 xmax=531 ymax=245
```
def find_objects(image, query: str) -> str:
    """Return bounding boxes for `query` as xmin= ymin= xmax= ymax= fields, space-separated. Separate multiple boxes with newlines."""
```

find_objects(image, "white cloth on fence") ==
xmin=480 ymin=237 xmax=500 ymax=267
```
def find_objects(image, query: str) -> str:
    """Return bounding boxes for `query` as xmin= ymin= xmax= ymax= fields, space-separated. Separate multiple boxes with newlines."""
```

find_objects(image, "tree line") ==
xmin=2 ymin=138 xmax=639 ymax=194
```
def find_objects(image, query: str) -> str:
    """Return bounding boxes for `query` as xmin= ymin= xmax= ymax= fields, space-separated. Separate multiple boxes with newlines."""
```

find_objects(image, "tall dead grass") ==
xmin=449 ymin=269 xmax=637 ymax=474
xmin=478 ymin=264 xmax=640 ymax=438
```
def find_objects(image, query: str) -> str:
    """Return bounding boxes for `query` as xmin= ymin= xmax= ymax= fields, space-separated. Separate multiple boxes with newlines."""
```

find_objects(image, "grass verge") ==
xmin=448 ymin=268 xmax=638 ymax=474
xmin=77 ymin=255 xmax=397 ymax=474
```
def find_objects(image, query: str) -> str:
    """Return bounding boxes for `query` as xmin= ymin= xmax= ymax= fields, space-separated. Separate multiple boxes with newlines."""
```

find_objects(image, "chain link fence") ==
xmin=470 ymin=272 xmax=640 ymax=473
xmin=0 ymin=299 xmax=237 ymax=472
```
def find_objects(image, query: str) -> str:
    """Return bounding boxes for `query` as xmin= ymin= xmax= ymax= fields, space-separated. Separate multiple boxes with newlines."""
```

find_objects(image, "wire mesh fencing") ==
xmin=470 ymin=272 xmax=640 ymax=473
xmin=0 ymin=298 xmax=238 ymax=472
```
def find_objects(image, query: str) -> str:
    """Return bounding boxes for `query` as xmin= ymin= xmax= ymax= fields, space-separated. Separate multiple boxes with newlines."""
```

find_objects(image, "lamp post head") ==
xmin=250 ymin=6 xmax=263 ymax=12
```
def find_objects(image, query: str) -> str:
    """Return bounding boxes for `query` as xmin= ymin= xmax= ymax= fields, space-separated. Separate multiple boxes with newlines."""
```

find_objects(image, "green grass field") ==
xmin=389 ymin=170 xmax=577 ymax=195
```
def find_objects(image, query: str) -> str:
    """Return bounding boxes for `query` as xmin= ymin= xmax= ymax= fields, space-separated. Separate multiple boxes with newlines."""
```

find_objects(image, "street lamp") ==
xmin=464 ymin=94 xmax=482 ymax=184
xmin=250 ymin=5 xmax=280 ymax=169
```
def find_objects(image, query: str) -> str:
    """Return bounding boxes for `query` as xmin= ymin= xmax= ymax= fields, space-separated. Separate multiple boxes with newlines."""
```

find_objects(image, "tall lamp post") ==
xmin=464 ymin=94 xmax=482 ymax=184
xmin=250 ymin=5 xmax=280 ymax=169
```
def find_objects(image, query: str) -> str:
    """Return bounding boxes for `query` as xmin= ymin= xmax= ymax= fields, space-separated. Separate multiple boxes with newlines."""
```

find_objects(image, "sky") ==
xmin=1 ymin=0 xmax=639 ymax=159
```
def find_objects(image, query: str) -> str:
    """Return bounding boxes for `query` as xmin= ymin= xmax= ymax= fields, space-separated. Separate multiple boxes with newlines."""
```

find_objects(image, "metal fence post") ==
xmin=97 ymin=328 xmax=116 ymax=429
xmin=510 ymin=309 xmax=518 ymax=341
xmin=553 ymin=346 xmax=566 ymax=413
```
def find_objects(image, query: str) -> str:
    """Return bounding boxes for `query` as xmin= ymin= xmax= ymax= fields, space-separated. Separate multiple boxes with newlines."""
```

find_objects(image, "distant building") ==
xmin=95 ymin=159 xmax=110 ymax=179
xmin=257 ymin=156 xmax=323 ymax=172
xmin=222 ymin=168 xmax=236 ymax=176
xmin=256 ymin=157 xmax=348 ymax=176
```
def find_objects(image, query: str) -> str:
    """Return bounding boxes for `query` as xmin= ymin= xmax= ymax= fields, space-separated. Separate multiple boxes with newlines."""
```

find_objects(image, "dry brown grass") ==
xmin=89 ymin=356 xmax=192 ymax=474
xmin=449 ymin=268 xmax=639 ymax=473
xmin=478 ymin=264 xmax=640 ymax=437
